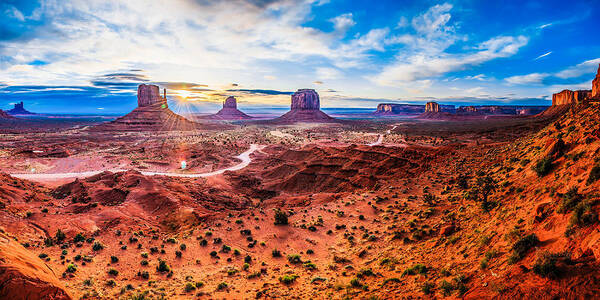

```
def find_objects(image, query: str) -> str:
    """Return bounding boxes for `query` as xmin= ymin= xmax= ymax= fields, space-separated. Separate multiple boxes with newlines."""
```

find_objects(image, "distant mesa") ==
xmin=375 ymin=103 xmax=455 ymax=115
xmin=198 ymin=96 xmax=253 ymax=120
xmin=7 ymin=102 xmax=35 ymax=115
xmin=92 ymin=84 xmax=221 ymax=131
xmin=269 ymin=89 xmax=336 ymax=123
xmin=419 ymin=102 xmax=548 ymax=120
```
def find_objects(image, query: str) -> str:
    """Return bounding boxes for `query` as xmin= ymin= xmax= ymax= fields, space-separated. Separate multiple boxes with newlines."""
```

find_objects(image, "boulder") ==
xmin=425 ymin=101 xmax=440 ymax=112
xmin=291 ymin=89 xmax=320 ymax=110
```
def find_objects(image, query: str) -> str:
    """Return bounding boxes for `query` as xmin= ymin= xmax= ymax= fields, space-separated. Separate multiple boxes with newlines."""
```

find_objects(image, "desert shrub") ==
xmin=533 ymin=251 xmax=571 ymax=279
xmin=184 ymin=282 xmax=196 ymax=292
xmin=287 ymin=254 xmax=302 ymax=264
xmin=508 ymin=234 xmax=539 ymax=264
xmin=402 ymin=264 xmax=427 ymax=276
xmin=567 ymin=200 xmax=597 ymax=234
xmin=65 ymin=263 xmax=77 ymax=273
xmin=137 ymin=271 xmax=149 ymax=280
xmin=273 ymin=208 xmax=288 ymax=225
xmin=349 ymin=277 xmax=363 ymax=288
xmin=557 ymin=187 xmax=582 ymax=213
xmin=175 ymin=250 xmax=182 ymax=258
xmin=55 ymin=229 xmax=66 ymax=243
xmin=272 ymin=249 xmax=282 ymax=257
xmin=533 ymin=157 xmax=553 ymax=177
xmin=382 ymin=277 xmax=400 ymax=285
xmin=587 ymin=163 xmax=600 ymax=185
xmin=108 ymin=268 xmax=119 ymax=276
xmin=157 ymin=259 xmax=170 ymax=273
xmin=92 ymin=242 xmax=104 ymax=251
xmin=73 ymin=233 xmax=85 ymax=243
xmin=180 ymin=244 xmax=186 ymax=251
xmin=216 ymin=282 xmax=228 ymax=290
xmin=421 ymin=282 xmax=435 ymax=294
xmin=110 ymin=256 xmax=119 ymax=263
xmin=279 ymin=274 xmax=299 ymax=285
xmin=303 ymin=262 xmax=317 ymax=270
xmin=221 ymin=245 xmax=231 ymax=253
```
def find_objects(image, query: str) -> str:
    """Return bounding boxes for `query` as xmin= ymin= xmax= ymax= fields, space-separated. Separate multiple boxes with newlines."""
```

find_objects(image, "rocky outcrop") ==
xmin=291 ymin=89 xmax=320 ymax=110
xmin=425 ymin=102 xmax=440 ymax=112
xmin=198 ymin=96 xmax=253 ymax=120
xmin=137 ymin=84 xmax=167 ymax=108
xmin=593 ymin=64 xmax=600 ymax=99
xmin=552 ymin=89 xmax=591 ymax=106
xmin=6 ymin=102 xmax=34 ymax=115
xmin=0 ymin=232 xmax=72 ymax=299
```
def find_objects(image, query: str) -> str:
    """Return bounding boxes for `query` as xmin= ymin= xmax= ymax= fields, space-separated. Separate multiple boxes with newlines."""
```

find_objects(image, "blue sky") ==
xmin=1 ymin=0 xmax=599 ymax=114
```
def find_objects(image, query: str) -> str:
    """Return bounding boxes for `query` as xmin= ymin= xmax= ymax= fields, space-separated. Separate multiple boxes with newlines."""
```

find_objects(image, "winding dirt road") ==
xmin=11 ymin=144 xmax=264 ymax=181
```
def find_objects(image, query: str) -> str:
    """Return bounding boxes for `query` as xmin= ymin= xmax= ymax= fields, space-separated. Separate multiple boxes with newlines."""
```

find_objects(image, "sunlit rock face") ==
xmin=137 ymin=84 xmax=167 ymax=108
xmin=223 ymin=96 xmax=237 ymax=109
xmin=552 ymin=89 xmax=591 ymax=106
xmin=291 ymin=89 xmax=320 ymax=110
xmin=593 ymin=64 xmax=600 ymax=99
xmin=425 ymin=102 xmax=440 ymax=112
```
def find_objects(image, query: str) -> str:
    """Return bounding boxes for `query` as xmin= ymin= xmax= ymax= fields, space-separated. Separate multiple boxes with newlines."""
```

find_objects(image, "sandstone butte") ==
xmin=198 ymin=96 xmax=253 ymax=120
xmin=425 ymin=101 xmax=440 ymax=113
xmin=270 ymin=89 xmax=336 ymax=123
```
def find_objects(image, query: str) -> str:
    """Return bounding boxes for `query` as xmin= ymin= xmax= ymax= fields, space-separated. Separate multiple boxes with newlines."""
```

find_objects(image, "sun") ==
xmin=176 ymin=89 xmax=193 ymax=100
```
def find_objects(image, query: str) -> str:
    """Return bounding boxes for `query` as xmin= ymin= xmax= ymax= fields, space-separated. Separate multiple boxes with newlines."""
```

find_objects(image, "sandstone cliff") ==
xmin=137 ymin=84 xmax=167 ymax=108
xmin=552 ymin=89 xmax=591 ymax=106
xmin=593 ymin=64 xmax=600 ymax=99
xmin=290 ymin=89 xmax=320 ymax=110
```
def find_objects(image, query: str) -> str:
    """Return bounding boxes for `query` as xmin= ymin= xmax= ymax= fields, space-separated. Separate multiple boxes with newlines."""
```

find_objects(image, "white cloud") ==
xmin=505 ymin=73 xmax=548 ymax=85
xmin=555 ymin=58 xmax=600 ymax=79
xmin=372 ymin=35 xmax=528 ymax=85
xmin=330 ymin=13 xmax=355 ymax=32
xmin=504 ymin=57 xmax=600 ymax=85
xmin=316 ymin=67 xmax=341 ymax=80
xmin=371 ymin=3 xmax=528 ymax=87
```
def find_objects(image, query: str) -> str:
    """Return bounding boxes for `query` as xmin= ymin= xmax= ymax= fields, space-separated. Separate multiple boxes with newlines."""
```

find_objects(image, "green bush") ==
xmin=587 ymin=163 xmax=600 ymax=185
xmin=402 ymin=264 xmax=427 ymax=276
xmin=157 ymin=259 xmax=170 ymax=273
xmin=274 ymin=208 xmax=288 ymax=225
xmin=533 ymin=157 xmax=553 ymax=177
xmin=508 ymin=234 xmax=538 ymax=264
xmin=279 ymin=274 xmax=299 ymax=285
xmin=533 ymin=251 xmax=570 ymax=279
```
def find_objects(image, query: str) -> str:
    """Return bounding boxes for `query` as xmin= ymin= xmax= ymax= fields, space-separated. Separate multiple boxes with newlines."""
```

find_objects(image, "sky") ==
xmin=0 ymin=0 xmax=599 ymax=114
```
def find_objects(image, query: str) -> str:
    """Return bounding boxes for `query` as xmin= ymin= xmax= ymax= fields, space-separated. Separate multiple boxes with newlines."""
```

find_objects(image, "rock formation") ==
xmin=269 ymin=89 xmax=336 ymax=123
xmin=0 ymin=231 xmax=72 ymax=299
xmin=6 ymin=102 xmax=35 ymax=115
xmin=375 ymin=103 xmax=455 ymax=114
xmin=92 ymin=84 xmax=208 ymax=131
xmin=552 ymin=89 xmax=591 ymax=106
xmin=198 ymin=96 xmax=253 ymax=120
xmin=593 ymin=64 xmax=600 ymax=99
xmin=425 ymin=102 xmax=440 ymax=112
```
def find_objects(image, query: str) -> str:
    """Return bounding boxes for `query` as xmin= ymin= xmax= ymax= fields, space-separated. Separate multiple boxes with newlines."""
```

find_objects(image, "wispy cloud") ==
xmin=534 ymin=51 xmax=552 ymax=60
